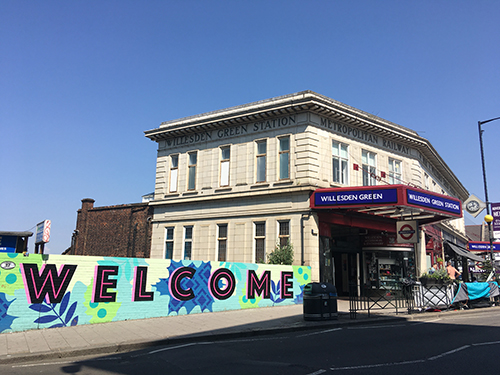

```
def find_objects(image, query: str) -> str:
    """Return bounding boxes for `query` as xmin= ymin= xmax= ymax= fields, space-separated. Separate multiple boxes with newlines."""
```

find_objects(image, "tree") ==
xmin=267 ymin=240 xmax=294 ymax=265
xmin=479 ymin=260 xmax=495 ymax=282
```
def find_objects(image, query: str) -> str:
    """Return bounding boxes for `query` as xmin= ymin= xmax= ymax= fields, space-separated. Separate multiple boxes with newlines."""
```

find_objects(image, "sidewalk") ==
xmin=0 ymin=299 xmax=464 ymax=364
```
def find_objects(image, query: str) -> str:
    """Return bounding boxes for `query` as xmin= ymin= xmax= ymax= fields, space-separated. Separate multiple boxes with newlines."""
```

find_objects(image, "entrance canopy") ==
xmin=310 ymin=184 xmax=462 ymax=225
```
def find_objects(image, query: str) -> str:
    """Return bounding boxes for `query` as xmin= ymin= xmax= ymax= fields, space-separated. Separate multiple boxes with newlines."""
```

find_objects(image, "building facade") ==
xmin=66 ymin=198 xmax=154 ymax=258
xmin=145 ymin=91 xmax=469 ymax=294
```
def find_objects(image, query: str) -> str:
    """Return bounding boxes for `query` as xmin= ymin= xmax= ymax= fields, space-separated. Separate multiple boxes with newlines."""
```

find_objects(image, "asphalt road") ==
xmin=4 ymin=309 xmax=500 ymax=375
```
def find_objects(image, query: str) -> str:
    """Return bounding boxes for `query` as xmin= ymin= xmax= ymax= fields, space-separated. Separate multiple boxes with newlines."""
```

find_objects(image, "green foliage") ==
xmin=267 ymin=240 xmax=294 ymax=265
xmin=420 ymin=268 xmax=451 ymax=283
xmin=479 ymin=260 xmax=494 ymax=282
xmin=431 ymin=268 xmax=451 ymax=281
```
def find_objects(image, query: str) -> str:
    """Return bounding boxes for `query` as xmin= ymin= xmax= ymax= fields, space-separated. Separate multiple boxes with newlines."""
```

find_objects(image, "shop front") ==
xmin=311 ymin=184 xmax=462 ymax=296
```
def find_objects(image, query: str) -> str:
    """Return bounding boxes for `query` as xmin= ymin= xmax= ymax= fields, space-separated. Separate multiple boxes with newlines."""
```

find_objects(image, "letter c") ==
xmin=170 ymin=267 xmax=196 ymax=301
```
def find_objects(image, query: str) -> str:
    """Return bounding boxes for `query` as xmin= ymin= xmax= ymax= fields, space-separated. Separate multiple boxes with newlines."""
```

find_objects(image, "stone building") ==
xmin=144 ymin=91 xmax=469 ymax=294
xmin=66 ymin=198 xmax=154 ymax=258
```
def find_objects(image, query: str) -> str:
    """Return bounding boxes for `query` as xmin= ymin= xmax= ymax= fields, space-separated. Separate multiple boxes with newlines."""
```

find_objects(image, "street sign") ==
xmin=464 ymin=194 xmax=486 ymax=218
xmin=35 ymin=220 xmax=51 ymax=244
xmin=397 ymin=221 xmax=418 ymax=243
xmin=492 ymin=202 xmax=500 ymax=240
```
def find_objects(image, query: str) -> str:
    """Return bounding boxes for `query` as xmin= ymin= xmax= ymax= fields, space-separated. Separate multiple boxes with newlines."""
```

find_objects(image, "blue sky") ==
xmin=1 ymin=1 xmax=499 ymax=254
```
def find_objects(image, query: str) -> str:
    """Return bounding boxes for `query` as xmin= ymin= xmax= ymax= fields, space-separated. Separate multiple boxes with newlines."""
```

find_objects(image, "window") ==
xmin=220 ymin=146 xmax=230 ymax=187
xmin=362 ymin=150 xmax=377 ymax=186
xmin=183 ymin=226 xmax=193 ymax=260
xmin=217 ymin=224 xmax=228 ymax=262
xmin=254 ymin=222 xmax=266 ymax=263
xmin=388 ymin=158 xmax=401 ymax=184
xmin=169 ymin=155 xmax=179 ymax=192
xmin=188 ymin=152 xmax=197 ymax=190
xmin=279 ymin=137 xmax=290 ymax=180
xmin=278 ymin=220 xmax=290 ymax=247
xmin=424 ymin=173 xmax=429 ymax=190
xmin=256 ymin=140 xmax=267 ymax=182
xmin=165 ymin=227 xmax=174 ymax=259
xmin=332 ymin=141 xmax=348 ymax=184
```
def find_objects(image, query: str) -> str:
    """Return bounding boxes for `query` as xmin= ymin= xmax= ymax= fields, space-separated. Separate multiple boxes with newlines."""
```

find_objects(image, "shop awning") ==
xmin=445 ymin=241 xmax=485 ymax=262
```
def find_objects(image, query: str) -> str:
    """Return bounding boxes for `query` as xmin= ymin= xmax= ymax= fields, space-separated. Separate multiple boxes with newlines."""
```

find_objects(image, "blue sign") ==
xmin=0 ymin=235 xmax=17 ymax=253
xmin=406 ymin=189 xmax=461 ymax=215
xmin=314 ymin=188 xmax=398 ymax=207
xmin=469 ymin=242 xmax=500 ymax=252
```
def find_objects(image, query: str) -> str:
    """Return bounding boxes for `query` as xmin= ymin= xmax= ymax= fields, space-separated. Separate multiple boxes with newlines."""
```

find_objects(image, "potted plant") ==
xmin=419 ymin=268 xmax=451 ymax=286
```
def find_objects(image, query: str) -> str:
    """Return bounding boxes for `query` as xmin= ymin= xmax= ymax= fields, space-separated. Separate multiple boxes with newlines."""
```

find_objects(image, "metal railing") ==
xmin=349 ymin=281 xmax=456 ymax=319
xmin=411 ymin=282 xmax=455 ymax=312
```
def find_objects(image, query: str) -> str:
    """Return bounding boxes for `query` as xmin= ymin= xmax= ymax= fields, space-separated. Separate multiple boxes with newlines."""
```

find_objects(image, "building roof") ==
xmin=0 ymin=231 xmax=33 ymax=237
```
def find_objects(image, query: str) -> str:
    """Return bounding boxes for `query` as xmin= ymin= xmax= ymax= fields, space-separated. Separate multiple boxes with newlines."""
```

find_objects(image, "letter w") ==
xmin=21 ymin=263 xmax=77 ymax=304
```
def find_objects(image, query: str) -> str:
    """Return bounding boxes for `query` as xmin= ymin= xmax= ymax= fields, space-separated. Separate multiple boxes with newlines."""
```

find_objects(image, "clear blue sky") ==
xmin=1 ymin=1 xmax=499 ymax=254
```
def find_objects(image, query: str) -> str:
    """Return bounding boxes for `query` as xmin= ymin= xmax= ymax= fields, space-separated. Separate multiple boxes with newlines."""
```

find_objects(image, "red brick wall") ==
xmin=68 ymin=199 xmax=153 ymax=258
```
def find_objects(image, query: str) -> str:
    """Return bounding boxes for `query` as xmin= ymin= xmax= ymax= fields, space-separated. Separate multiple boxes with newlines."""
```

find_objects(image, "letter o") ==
xmin=209 ymin=268 xmax=236 ymax=300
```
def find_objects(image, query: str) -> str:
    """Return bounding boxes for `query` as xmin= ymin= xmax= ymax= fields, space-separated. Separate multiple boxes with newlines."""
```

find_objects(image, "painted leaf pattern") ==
xmin=30 ymin=291 xmax=78 ymax=328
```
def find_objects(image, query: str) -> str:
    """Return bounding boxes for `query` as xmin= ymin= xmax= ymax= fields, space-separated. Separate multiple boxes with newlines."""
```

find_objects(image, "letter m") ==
xmin=21 ymin=263 xmax=77 ymax=304
xmin=247 ymin=270 xmax=271 ymax=299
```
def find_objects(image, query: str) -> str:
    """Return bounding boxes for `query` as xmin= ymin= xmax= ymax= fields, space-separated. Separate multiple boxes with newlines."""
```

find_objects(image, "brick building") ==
xmin=66 ymin=198 xmax=154 ymax=258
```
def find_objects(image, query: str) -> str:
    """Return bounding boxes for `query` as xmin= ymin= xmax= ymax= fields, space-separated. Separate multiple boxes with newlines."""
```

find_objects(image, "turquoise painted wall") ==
xmin=0 ymin=253 xmax=310 ymax=333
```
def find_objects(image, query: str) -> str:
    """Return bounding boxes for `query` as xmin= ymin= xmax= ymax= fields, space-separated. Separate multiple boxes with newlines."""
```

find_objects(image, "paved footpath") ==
xmin=0 ymin=299 xmax=479 ymax=364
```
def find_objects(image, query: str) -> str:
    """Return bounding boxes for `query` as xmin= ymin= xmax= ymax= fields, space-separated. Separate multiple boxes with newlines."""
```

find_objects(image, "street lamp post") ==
xmin=478 ymin=116 xmax=500 ymax=270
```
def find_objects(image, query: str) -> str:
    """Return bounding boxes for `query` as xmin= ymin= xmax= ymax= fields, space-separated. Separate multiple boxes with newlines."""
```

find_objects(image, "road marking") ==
xmin=148 ymin=342 xmax=201 ymax=354
xmin=297 ymin=328 xmax=342 ymax=337
xmin=347 ymin=323 xmax=407 ymax=329
xmin=145 ymin=336 xmax=283 ymax=356
xmin=306 ymin=370 xmax=327 ymax=375
xmin=331 ymin=359 xmax=425 ymax=370
xmin=331 ymin=341 xmax=500 ymax=371
xmin=473 ymin=340 xmax=500 ymax=346
xmin=428 ymin=345 xmax=470 ymax=360
xmin=413 ymin=318 xmax=441 ymax=324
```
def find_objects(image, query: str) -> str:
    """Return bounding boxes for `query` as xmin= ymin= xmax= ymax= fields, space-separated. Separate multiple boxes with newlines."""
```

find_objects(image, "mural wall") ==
xmin=0 ymin=253 xmax=311 ymax=333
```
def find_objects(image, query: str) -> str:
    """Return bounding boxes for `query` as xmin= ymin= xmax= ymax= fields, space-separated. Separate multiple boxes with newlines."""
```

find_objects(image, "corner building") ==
xmin=145 ymin=91 xmax=468 ymax=295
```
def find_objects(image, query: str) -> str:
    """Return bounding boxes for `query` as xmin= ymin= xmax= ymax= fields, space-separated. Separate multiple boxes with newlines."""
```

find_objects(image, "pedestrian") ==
xmin=446 ymin=261 xmax=461 ymax=280
xmin=429 ymin=263 xmax=438 ymax=274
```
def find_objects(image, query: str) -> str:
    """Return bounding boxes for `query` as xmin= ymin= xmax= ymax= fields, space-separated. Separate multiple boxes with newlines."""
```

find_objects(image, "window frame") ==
xmin=169 ymin=155 xmax=179 ymax=193
xmin=217 ymin=223 xmax=228 ymax=262
xmin=278 ymin=136 xmax=290 ymax=180
xmin=278 ymin=220 xmax=290 ymax=248
xmin=187 ymin=152 xmax=197 ymax=191
xmin=388 ymin=158 xmax=402 ymax=184
xmin=332 ymin=140 xmax=348 ymax=184
xmin=362 ymin=149 xmax=377 ymax=186
xmin=183 ymin=226 xmax=193 ymax=260
xmin=256 ymin=140 xmax=267 ymax=183
xmin=254 ymin=221 xmax=266 ymax=263
xmin=220 ymin=146 xmax=230 ymax=187
xmin=165 ymin=227 xmax=174 ymax=259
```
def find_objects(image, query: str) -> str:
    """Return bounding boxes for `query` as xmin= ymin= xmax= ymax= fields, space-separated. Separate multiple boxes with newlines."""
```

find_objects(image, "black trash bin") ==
xmin=303 ymin=282 xmax=338 ymax=321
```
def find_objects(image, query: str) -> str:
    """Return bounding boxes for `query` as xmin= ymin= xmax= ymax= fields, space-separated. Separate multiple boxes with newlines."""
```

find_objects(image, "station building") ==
xmin=144 ymin=91 xmax=469 ymax=295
